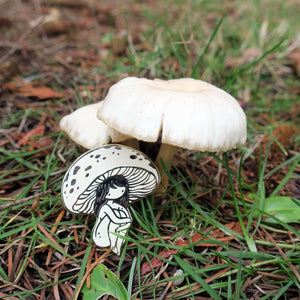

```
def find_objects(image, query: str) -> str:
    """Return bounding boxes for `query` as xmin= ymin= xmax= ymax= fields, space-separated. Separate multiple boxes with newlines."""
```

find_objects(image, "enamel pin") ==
xmin=61 ymin=144 xmax=160 ymax=255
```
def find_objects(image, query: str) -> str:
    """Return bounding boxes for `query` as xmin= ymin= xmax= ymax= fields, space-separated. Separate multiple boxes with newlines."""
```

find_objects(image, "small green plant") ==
xmin=81 ymin=264 xmax=129 ymax=300
xmin=260 ymin=196 xmax=300 ymax=224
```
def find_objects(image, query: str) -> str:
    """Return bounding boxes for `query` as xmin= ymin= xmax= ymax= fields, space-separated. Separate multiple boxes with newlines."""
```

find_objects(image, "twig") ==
xmin=46 ymin=209 xmax=66 ymax=265
xmin=159 ymin=271 xmax=173 ymax=300
xmin=0 ymin=189 xmax=52 ymax=210
xmin=0 ymin=16 xmax=45 ymax=64
xmin=50 ymin=249 xmax=87 ymax=271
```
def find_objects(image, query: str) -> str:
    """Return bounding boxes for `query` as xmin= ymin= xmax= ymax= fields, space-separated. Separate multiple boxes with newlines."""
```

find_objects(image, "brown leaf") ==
xmin=18 ymin=115 xmax=47 ymax=147
xmin=4 ymin=80 xmax=66 ymax=100
xmin=0 ymin=292 xmax=18 ymax=300
xmin=141 ymin=249 xmax=178 ymax=275
xmin=17 ymin=124 xmax=45 ymax=146
xmin=19 ymin=85 xmax=65 ymax=99
xmin=28 ymin=137 xmax=54 ymax=155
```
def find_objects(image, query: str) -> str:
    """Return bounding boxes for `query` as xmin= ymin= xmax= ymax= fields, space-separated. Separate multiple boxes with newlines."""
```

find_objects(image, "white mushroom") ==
xmin=60 ymin=101 xmax=129 ymax=149
xmin=61 ymin=144 xmax=160 ymax=254
xmin=97 ymin=77 xmax=247 ymax=191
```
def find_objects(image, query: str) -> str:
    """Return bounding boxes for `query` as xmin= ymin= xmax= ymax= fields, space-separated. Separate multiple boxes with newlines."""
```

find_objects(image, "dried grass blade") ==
xmin=51 ymin=249 xmax=86 ymax=271
xmin=10 ymin=229 xmax=26 ymax=282
xmin=37 ymin=223 xmax=64 ymax=253
xmin=261 ymin=226 xmax=300 ymax=283
xmin=53 ymin=268 xmax=60 ymax=300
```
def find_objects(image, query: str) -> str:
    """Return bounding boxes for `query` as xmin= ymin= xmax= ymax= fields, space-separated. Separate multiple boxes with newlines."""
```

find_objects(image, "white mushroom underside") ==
xmin=61 ymin=145 xmax=160 ymax=214
xmin=98 ymin=77 xmax=247 ymax=152
xmin=60 ymin=102 xmax=129 ymax=149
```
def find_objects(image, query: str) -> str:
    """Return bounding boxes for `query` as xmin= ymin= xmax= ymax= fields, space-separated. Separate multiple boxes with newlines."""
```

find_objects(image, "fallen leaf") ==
xmin=18 ymin=115 xmax=47 ymax=146
xmin=4 ymin=80 xmax=66 ymax=100
xmin=175 ymin=240 xmax=188 ymax=248
xmin=28 ymin=137 xmax=55 ymax=155
xmin=17 ymin=124 xmax=45 ymax=146
xmin=19 ymin=85 xmax=65 ymax=99
xmin=0 ymin=292 xmax=18 ymax=300
xmin=141 ymin=249 xmax=178 ymax=276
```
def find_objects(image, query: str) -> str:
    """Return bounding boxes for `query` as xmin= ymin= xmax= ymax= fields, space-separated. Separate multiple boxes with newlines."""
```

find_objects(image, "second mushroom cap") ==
xmin=60 ymin=101 xmax=129 ymax=149
xmin=97 ymin=77 xmax=247 ymax=152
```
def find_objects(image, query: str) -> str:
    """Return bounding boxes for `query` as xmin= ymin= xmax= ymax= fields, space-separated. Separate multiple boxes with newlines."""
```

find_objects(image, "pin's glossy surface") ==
xmin=61 ymin=144 xmax=160 ymax=255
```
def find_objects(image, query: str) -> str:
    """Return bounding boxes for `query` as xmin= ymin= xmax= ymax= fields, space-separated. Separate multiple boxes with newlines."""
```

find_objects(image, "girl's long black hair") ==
xmin=94 ymin=175 xmax=129 ymax=215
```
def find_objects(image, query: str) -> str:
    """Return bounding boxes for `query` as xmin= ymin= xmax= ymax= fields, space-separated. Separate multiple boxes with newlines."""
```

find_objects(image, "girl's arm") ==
xmin=102 ymin=205 xmax=131 ymax=224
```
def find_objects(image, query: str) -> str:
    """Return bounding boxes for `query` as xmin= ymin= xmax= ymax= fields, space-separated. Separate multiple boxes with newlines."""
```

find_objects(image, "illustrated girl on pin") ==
xmin=61 ymin=145 xmax=160 ymax=255
xmin=93 ymin=175 xmax=132 ymax=255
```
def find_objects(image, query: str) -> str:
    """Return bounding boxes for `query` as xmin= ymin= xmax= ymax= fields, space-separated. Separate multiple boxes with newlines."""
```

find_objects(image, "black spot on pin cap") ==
xmin=73 ymin=166 xmax=80 ymax=175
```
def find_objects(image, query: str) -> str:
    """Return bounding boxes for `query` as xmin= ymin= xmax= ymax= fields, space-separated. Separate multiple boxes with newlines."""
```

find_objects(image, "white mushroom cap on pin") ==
xmin=61 ymin=144 xmax=160 ymax=255
xmin=97 ymin=77 xmax=247 ymax=152
xmin=61 ymin=144 xmax=160 ymax=214
xmin=60 ymin=101 xmax=129 ymax=149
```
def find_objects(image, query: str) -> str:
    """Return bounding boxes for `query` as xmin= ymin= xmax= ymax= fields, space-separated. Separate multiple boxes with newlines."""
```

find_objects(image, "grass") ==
xmin=0 ymin=0 xmax=299 ymax=299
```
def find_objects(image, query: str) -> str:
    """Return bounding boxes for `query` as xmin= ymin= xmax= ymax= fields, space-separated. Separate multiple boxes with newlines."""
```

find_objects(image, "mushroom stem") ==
xmin=154 ymin=143 xmax=177 ymax=194
xmin=121 ymin=138 xmax=140 ymax=150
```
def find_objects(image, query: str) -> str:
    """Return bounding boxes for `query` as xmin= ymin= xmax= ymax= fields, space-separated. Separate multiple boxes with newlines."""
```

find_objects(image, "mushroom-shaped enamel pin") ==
xmin=61 ymin=144 xmax=160 ymax=255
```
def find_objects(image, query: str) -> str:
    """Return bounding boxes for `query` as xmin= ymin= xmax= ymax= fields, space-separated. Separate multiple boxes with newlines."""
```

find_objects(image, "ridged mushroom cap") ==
xmin=61 ymin=144 xmax=160 ymax=214
xmin=60 ymin=101 xmax=129 ymax=149
xmin=98 ymin=77 xmax=247 ymax=152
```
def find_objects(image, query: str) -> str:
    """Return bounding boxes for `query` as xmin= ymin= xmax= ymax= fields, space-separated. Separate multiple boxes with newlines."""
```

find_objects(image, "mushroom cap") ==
xmin=60 ymin=101 xmax=129 ymax=149
xmin=98 ymin=77 xmax=247 ymax=152
xmin=61 ymin=144 xmax=160 ymax=214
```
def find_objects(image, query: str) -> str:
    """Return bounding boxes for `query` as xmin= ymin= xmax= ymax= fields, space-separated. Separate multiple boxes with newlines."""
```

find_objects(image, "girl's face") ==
xmin=106 ymin=185 xmax=126 ymax=200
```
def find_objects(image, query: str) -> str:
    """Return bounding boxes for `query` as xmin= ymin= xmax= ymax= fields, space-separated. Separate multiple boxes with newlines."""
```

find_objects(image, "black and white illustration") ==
xmin=61 ymin=144 xmax=160 ymax=255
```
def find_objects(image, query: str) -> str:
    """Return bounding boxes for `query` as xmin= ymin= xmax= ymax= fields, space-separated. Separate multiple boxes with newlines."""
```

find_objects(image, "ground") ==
xmin=0 ymin=0 xmax=299 ymax=299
